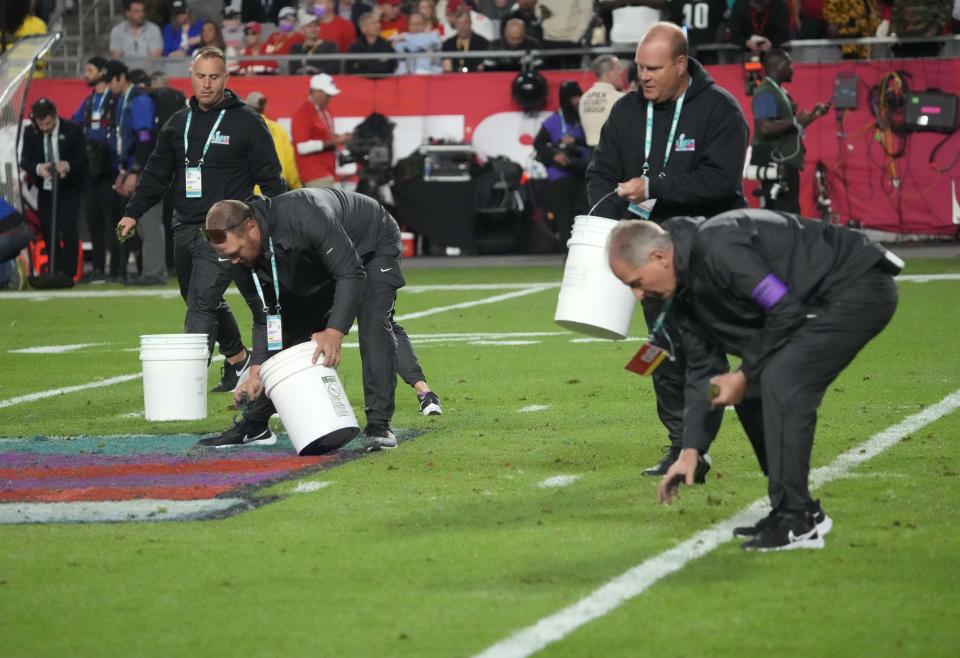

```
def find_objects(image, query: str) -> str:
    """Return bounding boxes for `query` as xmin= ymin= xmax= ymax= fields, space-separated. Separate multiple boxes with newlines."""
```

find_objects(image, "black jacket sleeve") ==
xmin=247 ymin=112 xmax=286 ymax=196
xmin=19 ymin=127 xmax=40 ymax=183
xmin=124 ymin=118 xmax=177 ymax=220
xmin=702 ymin=230 xmax=810 ymax=381
xmin=299 ymin=210 xmax=366 ymax=335
xmin=585 ymin=100 xmax=628 ymax=219
xmin=533 ymin=124 xmax=559 ymax=169
xmin=647 ymin=94 xmax=748 ymax=208
xmin=64 ymin=122 xmax=88 ymax=180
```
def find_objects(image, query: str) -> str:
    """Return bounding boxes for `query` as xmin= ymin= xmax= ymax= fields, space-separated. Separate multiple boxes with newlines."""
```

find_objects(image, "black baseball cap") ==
xmin=172 ymin=0 xmax=188 ymax=14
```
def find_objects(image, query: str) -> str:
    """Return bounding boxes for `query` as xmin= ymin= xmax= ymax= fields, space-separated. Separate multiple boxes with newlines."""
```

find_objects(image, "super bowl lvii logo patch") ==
xmin=675 ymin=134 xmax=696 ymax=152
xmin=211 ymin=131 xmax=230 ymax=145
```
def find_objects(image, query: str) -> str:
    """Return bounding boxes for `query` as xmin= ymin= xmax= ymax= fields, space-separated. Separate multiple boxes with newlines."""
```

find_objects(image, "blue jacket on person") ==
xmin=162 ymin=20 xmax=204 ymax=55
xmin=108 ymin=86 xmax=156 ymax=174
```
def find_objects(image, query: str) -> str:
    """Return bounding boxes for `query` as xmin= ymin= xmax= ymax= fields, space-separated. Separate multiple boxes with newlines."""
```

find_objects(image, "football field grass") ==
xmin=1 ymin=258 xmax=959 ymax=657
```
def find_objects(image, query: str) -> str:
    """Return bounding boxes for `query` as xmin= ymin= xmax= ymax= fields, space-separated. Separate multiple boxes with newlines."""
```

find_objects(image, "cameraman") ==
xmin=291 ymin=74 xmax=353 ymax=188
xmin=750 ymin=49 xmax=829 ymax=213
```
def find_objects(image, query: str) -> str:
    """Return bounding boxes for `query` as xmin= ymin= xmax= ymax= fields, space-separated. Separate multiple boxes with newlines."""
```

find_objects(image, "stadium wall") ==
xmin=28 ymin=60 xmax=960 ymax=235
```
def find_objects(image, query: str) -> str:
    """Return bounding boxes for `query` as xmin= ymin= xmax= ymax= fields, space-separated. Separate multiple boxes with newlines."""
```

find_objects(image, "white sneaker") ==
xmin=365 ymin=425 xmax=397 ymax=451
xmin=418 ymin=391 xmax=442 ymax=416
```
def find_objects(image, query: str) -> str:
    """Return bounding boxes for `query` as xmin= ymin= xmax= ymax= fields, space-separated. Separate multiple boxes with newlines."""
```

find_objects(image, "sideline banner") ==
xmin=29 ymin=61 xmax=960 ymax=235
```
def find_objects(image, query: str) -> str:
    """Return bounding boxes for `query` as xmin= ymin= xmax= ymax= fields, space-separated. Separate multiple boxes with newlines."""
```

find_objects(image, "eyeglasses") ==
xmin=200 ymin=218 xmax=247 ymax=244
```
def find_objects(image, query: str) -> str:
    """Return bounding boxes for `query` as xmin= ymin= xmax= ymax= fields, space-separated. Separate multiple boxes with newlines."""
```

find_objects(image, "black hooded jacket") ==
xmin=124 ymin=89 xmax=285 ymax=224
xmin=664 ymin=210 xmax=893 ymax=452
xmin=236 ymin=188 xmax=404 ymax=365
xmin=586 ymin=58 xmax=748 ymax=221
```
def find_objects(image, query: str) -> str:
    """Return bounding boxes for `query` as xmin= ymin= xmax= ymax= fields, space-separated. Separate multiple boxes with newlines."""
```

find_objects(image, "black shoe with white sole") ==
xmin=643 ymin=446 xmax=681 ymax=476
xmin=735 ymin=500 xmax=833 ymax=539
xmin=212 ymin=352 xmax=252 ymax=393
xmin=418 ymin=391 xmax=442 ymax=416
xmin=364 ymin=424 xmax=397 ymax=451
xmin=741 ymin=510 xmax=825 ymax=552
xmin=196 ymin=422 xmax=277 ymax=448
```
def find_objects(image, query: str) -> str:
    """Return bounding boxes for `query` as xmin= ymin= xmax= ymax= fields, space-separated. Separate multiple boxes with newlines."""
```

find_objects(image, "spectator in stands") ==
xmin=198 ymin=19 xmax=227 ymax=51
xmin=419 ymin=0 xmax=445 ymax=35
xmin=14 ymin=2 xmax=48 ymax=77
xmin=348 ymin=11 xmax=399 ymax=74
xmin=823 ymin=0 xmax=880 ymax=58
xmin=222 ymin=7 xmax=245 ymax=51
xmin=476 ymin=0 xmax=511 ymax=21
xmin=292 ymin=74 xmax=352 ymax=187
xmin=444 ymin=0 xmax=498 ymax=40
xmin=539 ymin=1 xmax=592 ymax=68
xmin=394 ymin=11 xmax=444 ymax=73
xmin=73 ymin=56 xmax=114 ymax=283
xmin=485 ymin=17 xmax=541 ymax=70
xmin=104 ymin=60 xmax=157 ymax=282
xmin=796 ymin=0 xmax=828 ymax=38
xmin=891 ymin=0 xmax=952 ymax=57
xmin=668 ymin=0 xmax=730 ymax=64
xmin=246 ymin=91 xmax=303 ymax=189
xmin=376 ymin=0 xmax=409 ymax=39
xmin=110 ymin=0 xmax=164 ymax=60
xmin=601 ymin=0 xmax=665 ymax=49
xmin=264 ymin=6 xmax=306 ymax=53
xmin=290 ymin=12 xmax=339 ymax=73
xmin=163 ymin=1 xmax=203 ymax=56
xmin=728 ymin=0 xmax=792 ymax=52
xmin=241 ymin=0 xmax=293 ymax=24
xmin=234 ymin=21 xmax=281 ymax=74
xmin=579 ymin=54 xmax=624 ymax=147
xmin=20 ymin=99 xmax=87 ymax=280
xmin=316 ymin=0 xmax=358 ymax=52
xmin=502 ymin=0 xmax=545 ymax=40
xmin=533 ymin=80 xmax=589 ymax=247
xmin=442 ymin=9 xmax=489 ymax=71
xmin=187 ymin=0 xmax=223 ymax=23
xmin=337 ymin=0 xmax=374 ymax=31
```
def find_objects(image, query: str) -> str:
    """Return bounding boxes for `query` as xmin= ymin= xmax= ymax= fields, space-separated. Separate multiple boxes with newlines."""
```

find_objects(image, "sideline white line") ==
xmin=9 ymin=343 xmax=104 ymax=354
xmin=0 ymin=282 xmax=563 ymax=302
xmin=538 ymin=475 xmax=581 ymax=489
xmin=0 ymin=374 xmax=143 ymax=410
xmin=518 ymin=405 xmax=549 ymax=413
xmin=473 ymin=388 xmax=960 ymax=658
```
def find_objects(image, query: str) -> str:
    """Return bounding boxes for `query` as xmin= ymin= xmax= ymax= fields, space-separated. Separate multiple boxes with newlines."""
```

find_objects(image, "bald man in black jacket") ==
xmin=609 ymin=210 xmax=901 ymax=552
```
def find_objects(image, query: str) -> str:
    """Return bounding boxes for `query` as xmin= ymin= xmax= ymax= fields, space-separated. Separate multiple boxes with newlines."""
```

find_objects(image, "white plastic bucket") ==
xmin=259 ymin=341 xmax=360 ymax=455
xmin=139 ymin=334 xmax=209 ymax=421
xmin=554 ymin=215 xmax=637 ymax=340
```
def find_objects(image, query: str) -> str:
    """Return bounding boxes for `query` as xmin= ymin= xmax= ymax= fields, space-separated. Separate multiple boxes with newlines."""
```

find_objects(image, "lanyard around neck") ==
xmin=643 ymin=84 xmax=687 ymax=178
xmin=251 ymin=237 xmax=282 ymax=314
xmin=649 ymin=298 xmax=676 ymax=362
xmin=115 ymin=86 xmax=133 ymax=157
xmin=183 ymin=108 xmax=227 ymax=167
xmin=93 ymin=91 xmax=107 ymax=113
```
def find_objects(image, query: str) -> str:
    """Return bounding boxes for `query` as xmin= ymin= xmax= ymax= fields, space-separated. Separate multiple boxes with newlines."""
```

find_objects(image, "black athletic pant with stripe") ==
xmin=733 ymin=266 xmax=898 ymax=512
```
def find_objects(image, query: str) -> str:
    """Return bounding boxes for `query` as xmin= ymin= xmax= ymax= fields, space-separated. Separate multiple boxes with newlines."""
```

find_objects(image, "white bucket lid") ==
xmin=140 ymin=333 xmax=208 ymax=346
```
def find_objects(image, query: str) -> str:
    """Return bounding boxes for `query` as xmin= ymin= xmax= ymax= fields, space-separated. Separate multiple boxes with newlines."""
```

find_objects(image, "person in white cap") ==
xmin=291 ymin=73 xmax=352 ymax=188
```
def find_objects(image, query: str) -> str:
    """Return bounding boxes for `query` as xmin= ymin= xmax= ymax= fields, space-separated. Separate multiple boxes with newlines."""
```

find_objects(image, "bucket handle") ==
xmin=587 ymin=188 xmax=620 ymax=218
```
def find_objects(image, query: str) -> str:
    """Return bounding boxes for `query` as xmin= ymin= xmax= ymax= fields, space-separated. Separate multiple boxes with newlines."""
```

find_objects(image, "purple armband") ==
xmin=751 ymin=273 xmax=788 ymax=310
xmin=137 ymin=129 xmax=152 ymax=142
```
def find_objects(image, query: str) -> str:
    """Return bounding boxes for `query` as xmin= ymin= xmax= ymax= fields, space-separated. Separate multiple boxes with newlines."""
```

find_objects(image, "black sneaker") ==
xmin=733 ymin=508 xmax=781 ymax=538
xmin=643 ymin=446 xmax=681 ymax=476
xmin=418 ymin=391 xmax=442 ymax=416
xmin=365 ymin=424 xmax=398 ymax=451
xmin=196 ymin=422 xmax=277 ymax=448
xmin=810 ymin=499 xmax=833 ymax=537
xmin=742 ymin=510 xmax=825 ymax=552
xmin=212 ymin=352 xmax=252 ymax=393
xmin=693 ymin=453 xmax=712 ymax=484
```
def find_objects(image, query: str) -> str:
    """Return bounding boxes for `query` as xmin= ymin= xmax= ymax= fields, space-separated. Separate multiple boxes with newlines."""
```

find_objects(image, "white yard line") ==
xmin=0 ymin=374 xmax=143 ymax=410
xmin=394 ymin=285 xmax=556 ymax=322
xmin=470 ymin=340 xmax=541 ymax=346
xmin=518 ymin=405 xmax=550 ymax=413
xmin=473 ymin=388 xmax=960 ymax=658
xmin=9 ymin=343 xmax=104 ymax=354
xmin=293 ymin=481 xmax=332 ymax=493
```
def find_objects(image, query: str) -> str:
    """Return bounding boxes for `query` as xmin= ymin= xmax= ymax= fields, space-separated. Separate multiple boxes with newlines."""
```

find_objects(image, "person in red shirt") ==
xmin=315 ymin=0 xmax=357 ymax=52
xmin=291 ymin=73 xmax=352 ymax=187
xmin=233 ymin=21 xmax=279 ymax=75
xmin=376 ymin=0 xmax=408 ymax=40
xmin=262 ymin=6 xmax=305 ymax=55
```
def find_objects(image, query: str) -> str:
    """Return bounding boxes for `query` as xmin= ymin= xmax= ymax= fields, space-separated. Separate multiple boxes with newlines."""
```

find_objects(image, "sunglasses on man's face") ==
xmin=200 ymin=218 xmax=247 ymax=244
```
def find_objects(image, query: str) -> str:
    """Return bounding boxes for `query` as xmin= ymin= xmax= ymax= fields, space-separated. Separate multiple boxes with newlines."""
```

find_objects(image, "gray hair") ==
xmin=608 ymin=220 xmax=674 ymax=267
xmin=592 ymin=54 xmax=619 ymax=79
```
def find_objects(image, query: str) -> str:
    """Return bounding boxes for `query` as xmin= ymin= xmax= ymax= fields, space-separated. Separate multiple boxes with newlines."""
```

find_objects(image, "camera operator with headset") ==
xmin=750 ymin=49 xmax=830 ymax=213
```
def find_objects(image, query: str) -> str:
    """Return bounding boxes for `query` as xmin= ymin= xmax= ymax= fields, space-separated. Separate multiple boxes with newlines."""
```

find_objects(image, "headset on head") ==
xmin=30 ymin=98 xmax=57 ymax=127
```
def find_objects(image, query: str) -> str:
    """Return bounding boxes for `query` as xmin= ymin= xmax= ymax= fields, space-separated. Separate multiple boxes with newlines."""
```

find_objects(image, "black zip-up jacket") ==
xmin=665 ymin=210 xmax=892 ymax=452
xmin=124 ymin=89 xmax=284 ymax=224
xmin=237 ymin=188 xmax=405 ymax=364
xmin=586 ymin=58 xmax=748 ymax=221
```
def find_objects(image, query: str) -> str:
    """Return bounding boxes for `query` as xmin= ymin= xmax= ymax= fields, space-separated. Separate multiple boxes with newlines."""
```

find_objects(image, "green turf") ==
xmin=0 ymin=264 xmax=958 ymax=657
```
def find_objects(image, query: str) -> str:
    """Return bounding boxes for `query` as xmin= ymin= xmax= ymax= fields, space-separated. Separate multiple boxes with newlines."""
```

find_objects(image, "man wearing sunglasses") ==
xmin=196 ymin=188 xmax=441 ymax=451
xmin=116 ymin=46 xmax=285 ymax=393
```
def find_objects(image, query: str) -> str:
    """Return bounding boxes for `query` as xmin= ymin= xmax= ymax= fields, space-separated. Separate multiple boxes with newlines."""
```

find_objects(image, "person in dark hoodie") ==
xmin=533 ymin=80 xmax=590 ymax=247
xmin=608 ymin=212 xmax=901 ymax=551
xmin=586 ymin=22 xmax=749 ymax=480
xmin=197 ymin=189 xmax=443 ymax=451
xmin=117 ymin=47 xmax=285 ymax=393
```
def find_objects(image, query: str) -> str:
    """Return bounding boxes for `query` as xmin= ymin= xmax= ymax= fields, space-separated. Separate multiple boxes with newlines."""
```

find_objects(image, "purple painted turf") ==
xmin=3 ymin=468 xmax=299 ymax=491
